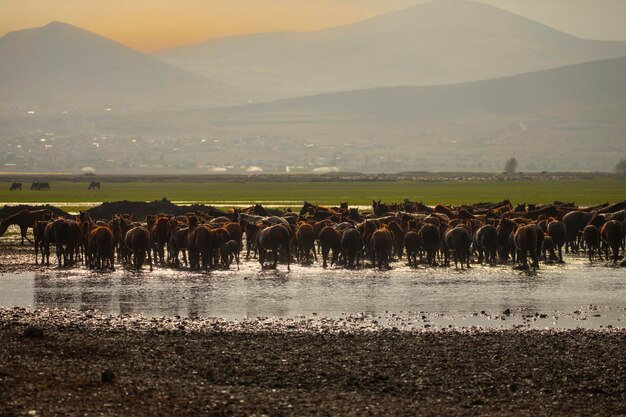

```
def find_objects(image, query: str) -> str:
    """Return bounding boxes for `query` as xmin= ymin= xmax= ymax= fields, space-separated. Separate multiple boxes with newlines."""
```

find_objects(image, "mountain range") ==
xmin=155 ymin=0 xmax=626 ymax=95
xmin=0 ymin=22 xmax=258 ymax=112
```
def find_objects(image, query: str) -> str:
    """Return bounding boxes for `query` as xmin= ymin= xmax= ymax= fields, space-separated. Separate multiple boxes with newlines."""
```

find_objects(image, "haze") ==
xmin=2 ymin=0 xmax=626 ymax=51
xmin=1 ymin=0 xmax=625 ymax=174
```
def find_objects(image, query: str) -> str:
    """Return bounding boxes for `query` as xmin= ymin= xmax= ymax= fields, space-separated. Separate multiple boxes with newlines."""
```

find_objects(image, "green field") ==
xmin=1 ymin=178 xmax=624 ymax=211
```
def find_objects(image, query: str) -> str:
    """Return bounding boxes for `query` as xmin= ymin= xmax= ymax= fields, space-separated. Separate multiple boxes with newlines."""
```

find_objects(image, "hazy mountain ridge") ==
xmin=0 ymin=22 xmax=259 ymax=111
xmin=155 ymin=0 xmax=626 ymax=95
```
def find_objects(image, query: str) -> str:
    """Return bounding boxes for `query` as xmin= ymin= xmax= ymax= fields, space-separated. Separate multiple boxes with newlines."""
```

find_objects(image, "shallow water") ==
xmin=0 ymin=256 xmax=624 ymax=330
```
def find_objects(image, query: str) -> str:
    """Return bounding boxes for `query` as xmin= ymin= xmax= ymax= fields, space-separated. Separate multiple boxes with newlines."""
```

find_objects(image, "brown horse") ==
xmin=370 ymin=227 xmax=393 ymax=269
xmin=444 ymin=226 xmax=471 ymax=269
xmin=44 ymin=219 xmax=73 ymax=267
xmin=33 ymin=220 xmax=50 ymax=265
xmin=87 ymin=226 xmax=115 ymax=270
xmin=404 ymin=231 xmax=420 ymax=267
xmin=125 ymin=226 xmax=153 ymax=271
xmin=514 ymin=224 xmax=539 ymax=270
xmin=547 ymin=220 xmax=567 ymax=263
xmin=583 ymin=225 xmax=602 ymax=262
xmin=418 ymin=224 xmax=440 ymax=266
xmin=474 ymin=224 xmax=497 ymax=265
xmin=0 ymin=209 xmax=52 ymax=245
xmin=318 ymin=226 xmax=341 ymax=268
xmin=150 ymin=216 xmax=170 ymax=265
xmin=340 ymin=228 xmax=364 ymax=268
xmin=168 ymin=219 xmax=189 ymax=267
xmin=257 ymin=224 xmax=291 ymax=271
xmin=296 ymin=222 xmax=317 ymax=264
xmin=221 ymin=240 xmax=240 ymax=269
xmin=601 ymin=220 xmax=623 ymax=263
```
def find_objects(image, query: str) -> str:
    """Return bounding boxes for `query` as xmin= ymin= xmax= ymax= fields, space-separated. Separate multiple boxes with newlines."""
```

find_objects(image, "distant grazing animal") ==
xmin=88 ymin=181 xmax=101 ymax=190
xmin=9 ymin=182 xmax=21 ymax=191
xmin=30 ymin=182 xmax=50 ymax=191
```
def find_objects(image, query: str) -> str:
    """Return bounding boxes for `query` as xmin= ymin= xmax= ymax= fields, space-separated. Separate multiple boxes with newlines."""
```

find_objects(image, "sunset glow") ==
xmin=2 ymin=0 xmax=626 ymax=51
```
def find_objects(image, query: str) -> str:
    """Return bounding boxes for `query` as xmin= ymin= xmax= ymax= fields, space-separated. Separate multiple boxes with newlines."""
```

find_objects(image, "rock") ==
xmin=503 ymin=309 xmax=511 ymax=316
xmin=23 ymin=326 xmax=44 ymax=339
xmin=101 ymin=369 xmax=115 ymax=383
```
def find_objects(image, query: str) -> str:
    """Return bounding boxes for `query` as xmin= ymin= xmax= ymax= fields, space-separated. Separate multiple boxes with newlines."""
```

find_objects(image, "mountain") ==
xmin=155 ymin=0 xmax=626 ymax=96
xmin=0 ymin=22 xmax=259 ymax=112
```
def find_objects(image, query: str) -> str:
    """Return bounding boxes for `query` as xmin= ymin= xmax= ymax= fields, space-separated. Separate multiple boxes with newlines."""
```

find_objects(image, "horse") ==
xmin=514 ymin=224 xmax=539 ymax=270
xmin=601 ymin=220 xmax=623 ymax=263
xmin=562 ymin=211 xmax=593 ymax=253
xmin=404 ymin=231 xmax=420 ymax=267
xmin=257 ymin=224 xmax=291 ymax=271
xmin=418 ymin=224 xmax=440 ymax=266
xmin=150 ymin=216 xmax=170 ymax=265
xmin=44 ymin=219 xmax=73 ymax=267
xmin=541 ymin=235 xmax=558 ymax=263
xmin=168 ymin=219 xmax=189 ymax=267
xmin=30 ymin=182 xmax=50 ymax=191
xmin=88 ymin=181 xmax=101 ymax=190
xmin=547 ymin=220 xmax=567 ymax=263
xmin=370 ymin=227 xmax=393 ymax=269
xmin=9 ymin=182 xmax=21 ymax=191
xmin=496 ymin=218 xmax=517 ymax=263
xmin=296 ymin=222 xmax=317 ymax=264
xmin=583 ymin=225 xmax=602 ymax=262
xmin=124 ymin=226 xmax=153 ymax=271
xmin=444 ymin=226 xmax=471 ymax=269
xmin=318 ymin=226 xmax=341 ymax=268
xmin=474 ymin=224 xmax=497 ymax=265
xmin=33 ymin=220 xmax=50 ymax=265
xmin=341 ymin=228 xmax=364 ymax=268
xmin=221 ymin=240 xmax=240 ymax=270
xmin=0 ymin=209 xmax=52 ymax=245
xmin=87 ymin=226 xmax=115 ymax=270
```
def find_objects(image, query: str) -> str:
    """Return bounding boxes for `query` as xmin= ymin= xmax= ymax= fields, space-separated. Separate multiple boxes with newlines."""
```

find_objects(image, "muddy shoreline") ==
xmin=1 ymin=308 xmax=625 ymax=416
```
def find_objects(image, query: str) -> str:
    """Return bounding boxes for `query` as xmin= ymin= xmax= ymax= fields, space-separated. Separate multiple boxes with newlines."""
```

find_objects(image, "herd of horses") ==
xmin=8 ymin=182 xmax=101 ymax=191
xmin=0 ymin=199 xmax=624 ymax=272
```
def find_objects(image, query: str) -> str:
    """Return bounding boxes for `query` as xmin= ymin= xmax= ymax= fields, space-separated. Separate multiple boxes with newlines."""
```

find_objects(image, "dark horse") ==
xmin=257 ymin=224 xmax=291 ymax=271
xmin=0 ymin=209 xmax=52 ymax=245
xmin=88 ymin=181 xmax=101 ymax=190
xmin=31 ymin=182 xmax=51 ymax=191
xmin=125 ymin=226 xmax=153 ymax=271
xmin=9 ymin=182 xmax=22 ymax=191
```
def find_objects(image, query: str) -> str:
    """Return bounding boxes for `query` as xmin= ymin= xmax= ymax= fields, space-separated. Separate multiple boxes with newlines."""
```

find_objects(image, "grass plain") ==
xmin=0 ymin=178 xmax=624 ymax=211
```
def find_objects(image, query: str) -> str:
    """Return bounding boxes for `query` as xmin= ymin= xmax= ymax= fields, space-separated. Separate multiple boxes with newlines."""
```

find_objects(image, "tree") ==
xmin=615 ymin=159 xmax=626 ymax=175
xmin=504 ymin=157 xmax=518 ymax=175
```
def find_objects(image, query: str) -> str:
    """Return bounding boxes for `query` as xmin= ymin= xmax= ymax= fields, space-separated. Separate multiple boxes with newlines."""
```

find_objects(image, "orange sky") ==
xmin=2 ymin=0 xmax=626 ymax=51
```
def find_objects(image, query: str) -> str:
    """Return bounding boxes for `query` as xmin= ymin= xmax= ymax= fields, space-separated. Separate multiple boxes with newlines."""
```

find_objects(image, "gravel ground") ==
xmin=1 ymin=308 xmax=625 ymax=417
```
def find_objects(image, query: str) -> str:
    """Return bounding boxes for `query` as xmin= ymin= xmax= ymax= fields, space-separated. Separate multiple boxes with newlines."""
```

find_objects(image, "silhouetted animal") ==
xmin=125 ymin=226 xmax=153 ymax=271
xmin=601 ymin=220 xmax=623 ymax=263
xmin=547 ymin=220 xmax=567 ymax=262
xmin=319 ymin=226 xmax=341 ymax=268
xmin=88 ymin=181 xmax=101 ymax=190
xmin=9 ymin=182 xmax=21 ymax=191
xmin=445 ymin=226 xmax=471 ymax=269
xmin=257 ymin=224 xmax=291 ymax=271
xmin=341 ymin=228 xmax=364 ymax=268
xmin=514 ymin=224 xmax=539 ymax=270
xmin=418 ymin=224 xmax=440 ymax=266
xmin=404 ymin=231 xmax=420 ymax=267
xmin=0 ymin=209 xmax=52 ymax=245
xmin=221 ymin=240 xmax=240 ymax=269
xmin=583 ymin=225 xmax=602 ymax=262
xmin=474 ymin=224 xmax=497 ymax=265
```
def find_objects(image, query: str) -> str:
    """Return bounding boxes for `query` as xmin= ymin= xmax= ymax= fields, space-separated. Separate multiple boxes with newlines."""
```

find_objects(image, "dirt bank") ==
xmin=1 ymin=308 xmax=624 ymax=416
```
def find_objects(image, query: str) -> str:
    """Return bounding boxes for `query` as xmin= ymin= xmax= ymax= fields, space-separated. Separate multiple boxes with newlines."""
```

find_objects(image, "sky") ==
xmin=2 ymin=0 xmax=626 ymax=51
